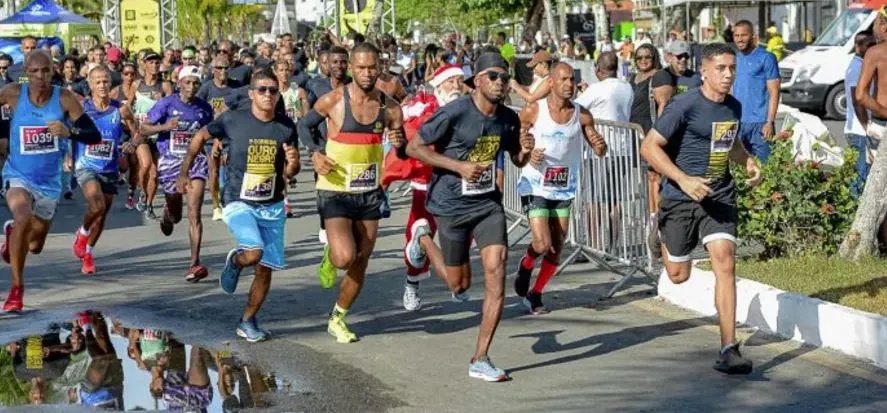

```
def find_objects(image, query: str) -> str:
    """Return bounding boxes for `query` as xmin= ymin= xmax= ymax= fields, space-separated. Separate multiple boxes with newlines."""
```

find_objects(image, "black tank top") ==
xmin=137 ymin=79 xmax=164 ymax=95
xmin=341 ymin=86 xmax=385 ymax=134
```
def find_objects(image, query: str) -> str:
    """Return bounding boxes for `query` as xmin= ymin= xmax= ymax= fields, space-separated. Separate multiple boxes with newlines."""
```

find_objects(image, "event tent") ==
xmin=0 ymin=0 xmax=103 ymax=62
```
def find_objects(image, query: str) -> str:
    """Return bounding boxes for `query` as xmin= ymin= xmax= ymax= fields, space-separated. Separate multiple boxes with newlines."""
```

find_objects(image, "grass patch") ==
xmin=696 ymin=255 xmax=887 ymax=316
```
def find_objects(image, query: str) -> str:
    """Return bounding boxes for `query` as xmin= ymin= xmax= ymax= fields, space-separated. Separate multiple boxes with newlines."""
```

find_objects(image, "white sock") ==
xmin=79 ymin=227 xmax=90 ymax=236
xmin=86 ymin=245 xmax=94 ymax=254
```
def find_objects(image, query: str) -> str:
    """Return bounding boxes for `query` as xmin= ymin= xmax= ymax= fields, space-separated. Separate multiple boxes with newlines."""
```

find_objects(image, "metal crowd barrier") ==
xmin=500 ymin=116 xmax=657 ymax=298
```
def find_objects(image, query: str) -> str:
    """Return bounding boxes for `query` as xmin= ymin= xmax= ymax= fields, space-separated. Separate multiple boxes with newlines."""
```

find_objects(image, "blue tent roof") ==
xmin=0 ymin=0 xmax=93 ymax=25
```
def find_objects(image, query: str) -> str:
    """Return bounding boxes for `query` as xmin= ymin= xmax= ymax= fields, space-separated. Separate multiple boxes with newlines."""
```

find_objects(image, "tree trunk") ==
xmin=542 ymin=0 xmax=557 ymax=39
xmin=840 ymin=139 xmax=887 ymax=260
xmin=591 ymin=1 xmax=608 ymax=41
xmin=203 ymin=14 xmax=212 ymax=46
xmin=521 ymin=0 xmax=545 ymax=43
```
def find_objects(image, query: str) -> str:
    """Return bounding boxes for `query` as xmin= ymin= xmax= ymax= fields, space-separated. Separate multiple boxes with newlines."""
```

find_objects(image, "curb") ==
xmin=657 ymin=266 xmax=887 ymax=369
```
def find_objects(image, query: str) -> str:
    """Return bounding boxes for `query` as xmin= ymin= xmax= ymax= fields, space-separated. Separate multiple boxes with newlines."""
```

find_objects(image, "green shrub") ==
xmin=733 ymin=132 xmax=858 ymax=259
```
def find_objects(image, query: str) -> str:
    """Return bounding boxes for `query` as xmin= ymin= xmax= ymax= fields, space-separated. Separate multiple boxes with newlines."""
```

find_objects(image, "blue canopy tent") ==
xmin=0 ymin=0 xmax=103 ymax=63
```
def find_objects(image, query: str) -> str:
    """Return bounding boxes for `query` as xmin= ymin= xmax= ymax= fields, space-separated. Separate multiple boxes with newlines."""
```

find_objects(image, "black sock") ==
xmin=406 ymin=280 xmax=419 ymax=286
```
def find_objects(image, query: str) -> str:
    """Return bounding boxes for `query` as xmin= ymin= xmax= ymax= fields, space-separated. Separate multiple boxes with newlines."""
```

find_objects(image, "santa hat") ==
xmin=429 ymin=64 xmax=465 ymax=88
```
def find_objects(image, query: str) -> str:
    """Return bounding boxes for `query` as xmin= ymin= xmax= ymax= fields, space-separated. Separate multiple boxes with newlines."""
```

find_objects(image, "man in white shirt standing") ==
xmin=846 ymin=30 xmax=877 ymax=198
xmin=575 ymin=52 xmax=633 ymax=122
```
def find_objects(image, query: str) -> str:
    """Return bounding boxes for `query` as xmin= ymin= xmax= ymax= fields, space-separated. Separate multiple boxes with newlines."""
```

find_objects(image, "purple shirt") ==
xmin=147 ymin=94 xmax=213 ymax=157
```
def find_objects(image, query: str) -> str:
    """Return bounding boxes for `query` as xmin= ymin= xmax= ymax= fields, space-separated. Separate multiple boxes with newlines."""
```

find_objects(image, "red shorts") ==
xmin=404 ymin=189 xmax=436 ymax=280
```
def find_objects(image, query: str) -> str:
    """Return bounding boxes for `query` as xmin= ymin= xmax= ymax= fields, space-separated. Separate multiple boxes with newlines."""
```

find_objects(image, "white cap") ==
xmin=177 ymin=65 xmax=201 ymax=81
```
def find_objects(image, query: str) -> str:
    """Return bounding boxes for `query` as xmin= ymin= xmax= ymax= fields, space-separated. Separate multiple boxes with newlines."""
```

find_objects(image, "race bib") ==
xmin=706 ymin=121 xmax=738 ymax=179
xmin=86 ymin=139 xmax=115 ymax=160
xmin=240 ymin=172 xmax=276 ymax=201
xmin=20 ymin=126 xmax=58 ymax=155
xmin=345 ymin=163 xmax=379 ymax=192
xmin=25 ymin=336 xmax=43 ymax=369
xmin=171 ymin=131 xmax=194 ymax=155
xmin=462 ymin=163 xmax=496 ymax=195
xmin=542 ymin=166 xmax=569 ymax=189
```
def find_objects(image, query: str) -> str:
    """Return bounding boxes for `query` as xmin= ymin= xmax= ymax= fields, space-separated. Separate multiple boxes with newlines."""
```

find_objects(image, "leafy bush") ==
xmin=733 ymin=131 xmax=858 ymax=259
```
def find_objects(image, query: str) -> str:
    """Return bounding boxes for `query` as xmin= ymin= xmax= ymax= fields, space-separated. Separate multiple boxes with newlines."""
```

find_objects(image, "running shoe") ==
xmin=514 ymin=262 xmax=533 ymax=298
xmin=403 ymin=282 xmax=421 ymax=311
xmin=1 ymin=220 xmax=13 ymax=264
xmin=136 ymin=192 xmax=147 ymax=212
xmin=236 ymin=318 xmax=270 ymax=343
xmin=219 ymin=249 xmax=243 ymax=294
xmin=159 ymin=208 xmax=174 ymax=236
xmin=318 ymin=245 xmax=337 ymax=289
xmin=124 ymin=192 xmax=135 ymax=210
xmin=327 ymin=313 xmax=358 ymax=343
xmin=145 ymin=206 xmax=159 ymax=221
xmin=468 ymin=357 xmax=509 ymax=382
xmin=284 ymin=202 xmax=295 ymax=218
xmin=185 ymin=265 xmax=209 ymax=283
xmin=81 ymin=253 xmax=96 ymax=275
xmin=3 ymin=286 xmax=23 ymax=313
xmin=73 ymin=230 xmax=88 ymax=259
xmin=452 ymin=290 xmax=471 ymax=303
xmin=647 ymin=213 xmax=662 ymax=260
xmin=522 ymin=291 xmax=549 ymax=315
xmin=713 ymin=342 xmax=753 ymax=375
xmin=212 ymin=207 xmax=223 ymax=221
xmin=380 ymin=191 xmax=391 ymax=219
xmin=405 ymin=221 xmax=430 ymax=269
xmin=63 ymin=191 xmax=73 ymax=200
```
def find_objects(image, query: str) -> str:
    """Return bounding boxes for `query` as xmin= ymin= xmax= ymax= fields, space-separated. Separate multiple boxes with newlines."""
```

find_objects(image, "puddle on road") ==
xmin=1 ymin=311 xmax=289 ymax=411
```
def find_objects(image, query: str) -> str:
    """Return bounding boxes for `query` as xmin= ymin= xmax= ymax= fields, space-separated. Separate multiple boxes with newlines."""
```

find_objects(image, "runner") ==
xmin=406 ymin=52 xmax=534 ymax=381
xmin=131 ymin=52 xmax=173 ymax=219
xmin=515 ymin=62 xmax=607 ymax=314
xmin=180 ymin=67 xmax=301 ymax=342
xmin=0 ymin=51 xmax=102 ymax=312
xmin=140 ymin=65 xmax=214 ymax=283
xmin=297 ymin=42 xmax=405 ymax=343
xmin=382 ymin=64 xmax=466 ymax=311
xmin=274 ymin=59 xmax=306 ymax=218
xmin=639 ymin=43 xmax=762 ymax=375
xmin=71 ymin=66 xmax=142 ymax=274
xmin=197 ymin=54 xmax=237 ymax=221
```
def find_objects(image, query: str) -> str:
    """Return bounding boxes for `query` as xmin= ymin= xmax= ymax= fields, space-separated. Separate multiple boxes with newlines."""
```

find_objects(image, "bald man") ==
xmin=0 ymin=51 xmax=103 ymax=312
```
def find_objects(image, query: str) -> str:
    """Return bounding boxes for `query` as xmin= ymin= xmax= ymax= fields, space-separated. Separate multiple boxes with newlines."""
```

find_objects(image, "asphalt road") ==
xmin=1 ymin=158 xmax=887 ymax=412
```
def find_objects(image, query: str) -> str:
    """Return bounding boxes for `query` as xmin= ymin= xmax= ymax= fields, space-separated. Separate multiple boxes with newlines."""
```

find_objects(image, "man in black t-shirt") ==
xmin=640 ymin=43 xmax=762 ymax=375
xmin=178 ymin=68 xmax=300 ymax=343
xmin=197 ymin=54 xmax=238 ymax=221
xmin=665 ymin=40 xmax=702 ymax=95
xmin=407 ymin=53 xmax=534 ymax=382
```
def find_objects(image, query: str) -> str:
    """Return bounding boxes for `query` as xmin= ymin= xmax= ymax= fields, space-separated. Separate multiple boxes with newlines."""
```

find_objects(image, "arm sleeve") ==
xmin=69 ymin=114 xmax=102 ymax=145
xmin=297 ymin=109 xmax=325 ymax=152
xmin=651 ymin=98 xmax=686 ymax=143
xmin=417 ymin=109 xmax=452 ymax=146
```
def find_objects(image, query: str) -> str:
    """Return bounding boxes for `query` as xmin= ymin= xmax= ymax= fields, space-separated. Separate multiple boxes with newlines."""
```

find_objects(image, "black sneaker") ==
xmin=160 ymin=216 xmax=174 ymax=236
xmin=522 ymin=291 xmax=549 ymax=315
xmin=63 ymin=191 xmax=73 ymax=200
xmin=713 ymin=342 xmax=753 ymax=375
xmin=514 ymin=264 xmax=532 ymax=298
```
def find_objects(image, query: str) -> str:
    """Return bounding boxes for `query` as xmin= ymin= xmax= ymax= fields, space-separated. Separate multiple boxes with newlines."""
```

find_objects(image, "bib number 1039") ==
xmin=20 ymin=126 xmax=58 ymax=155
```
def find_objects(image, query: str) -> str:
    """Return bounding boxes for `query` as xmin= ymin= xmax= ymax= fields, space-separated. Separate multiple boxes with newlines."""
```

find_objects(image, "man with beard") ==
xmin=665 ymin=40 xmax=702 ymax=95
xmin=0 ymin=51 xmax=102 ymax=312
xmin=297 ymin=42 xmax=405 ymax=344
xmin=406 ymin=53 xmax=534 ymax=381
xmin=71 ymin=66 xmax=141 ymax=275
xmin=140 ymin=66 xmax=214 ymax=283
xmin=383 ymin=64 xmax=465 ymax=311
xmin=197 ymin=54 xmax=238 ymax=221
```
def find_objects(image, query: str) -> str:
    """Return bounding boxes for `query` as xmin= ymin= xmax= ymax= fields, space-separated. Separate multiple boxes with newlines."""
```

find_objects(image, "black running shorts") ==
xmin=435 ymin=206 xmax=507 ymax=266
xmin=316 ymin=188 xmax=384 ymax=221
xmin=658 ymin=197 xmax=737 ymax=263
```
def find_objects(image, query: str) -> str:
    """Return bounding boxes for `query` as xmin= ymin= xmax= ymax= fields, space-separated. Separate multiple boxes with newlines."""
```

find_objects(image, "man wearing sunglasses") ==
xmin=178 ymin=67 xmax=300 ymax=342
xmin=297 ymin=42 xmax=405 ymax=344
xmin=197 ymin=55 xmax=238 ymax=221
xmin=407 ymin=53 xmax=535 ymax=382
xmin=665 ymin=40 xmax=701 ymax=95
xmin=140 ymin=66 xmax=214 ymax=284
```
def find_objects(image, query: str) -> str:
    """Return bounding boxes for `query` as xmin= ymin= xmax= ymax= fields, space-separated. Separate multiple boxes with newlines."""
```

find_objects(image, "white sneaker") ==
xmin=451 ymin=290 xmax=471 ymax=303
xmin=403 ymin=282 xmax=421 ymax=311
xmin=318 ymin=229 xmax=328 ymax=245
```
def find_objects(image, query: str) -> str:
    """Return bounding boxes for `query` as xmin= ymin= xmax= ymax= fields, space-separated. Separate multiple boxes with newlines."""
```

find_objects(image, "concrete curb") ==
xmin=657 ymin=266 xmax=887 ymax=369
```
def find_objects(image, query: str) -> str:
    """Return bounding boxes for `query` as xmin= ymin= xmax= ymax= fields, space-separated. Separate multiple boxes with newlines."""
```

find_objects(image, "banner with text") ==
xmin=121 ymin=0 xmax=161 ymax=54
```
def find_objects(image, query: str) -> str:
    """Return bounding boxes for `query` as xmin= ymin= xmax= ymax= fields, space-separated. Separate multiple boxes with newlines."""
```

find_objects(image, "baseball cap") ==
xmin=526 ymin=50 xmax=553 ymax=68
xmin=465 ymin=53 xmax=509 ymax=88
xmin=181 ymin=49 xmax=196 ymax=59
xmin=106 ymin=47 xmax=122 ymax=63
xmin=143 ymin=52 xmax=161 ymax=61
xmin=177 ymin=65 xmax=201 ymax=81
xmin=666 ymin=40 xmax=691 ymax=56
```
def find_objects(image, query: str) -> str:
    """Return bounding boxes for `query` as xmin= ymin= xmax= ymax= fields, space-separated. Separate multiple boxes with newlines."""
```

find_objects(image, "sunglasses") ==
xmin=0 ymin=66 xmax=9 ymax=70
xmin=214 ymin=66 xmax=229 ymax=70
xmin=674 ymin=54 xmax=690 ymax=60
xmin=483 ymin=71 xmax=511 ymax=83
xmin=252 ymin=86 xmax=279 ymax=95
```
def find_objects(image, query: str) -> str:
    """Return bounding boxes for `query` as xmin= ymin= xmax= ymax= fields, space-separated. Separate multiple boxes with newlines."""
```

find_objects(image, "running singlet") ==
xmin=316 ymin=87 xmax=385 ymax=193
xmin=208 ymin=109 xmax=297 ymax=205
xmin=3 ymin=84 xmax=67 ymax=198
xmin=517 ymin=101 xmax=582 ymax=200
xmin=147 ymin=94 xmax=213 ymax=158
xmin=133 ymin=80 xmax=163 ymax=140
xmin=74 ymin=99 xmax=124 ymax=174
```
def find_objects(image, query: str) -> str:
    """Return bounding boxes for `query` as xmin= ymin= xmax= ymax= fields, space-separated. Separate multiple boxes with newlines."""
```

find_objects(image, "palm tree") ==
xmin=59 ymin=0 xmax=103 ymax=20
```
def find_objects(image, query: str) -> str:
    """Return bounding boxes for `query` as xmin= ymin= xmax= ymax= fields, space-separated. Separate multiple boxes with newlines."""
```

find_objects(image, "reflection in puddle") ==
xmin=1 ymin=311 xmax=288 ymax=411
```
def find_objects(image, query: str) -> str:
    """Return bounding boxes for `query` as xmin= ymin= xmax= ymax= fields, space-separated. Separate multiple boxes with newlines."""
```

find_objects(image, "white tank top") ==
xmin=529 ymin=75 xmax=548 ymax=94
xmin=517 ymin=99 xmax=583 ymax=200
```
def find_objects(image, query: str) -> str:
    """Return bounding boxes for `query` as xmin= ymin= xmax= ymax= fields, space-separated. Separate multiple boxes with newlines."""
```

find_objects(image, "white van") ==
xmin=779 ymin=1 xmax=881 ymax=119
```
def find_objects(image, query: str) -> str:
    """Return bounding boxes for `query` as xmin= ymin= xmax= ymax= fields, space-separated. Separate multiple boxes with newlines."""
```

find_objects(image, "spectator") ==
xmin=575 ymin=52 xmax=633 ymax=122
xmin=511 ymin=50 xmax=552 ymax=104
xmin=664 ymin=40 xmax=702 ymax=95
xmin=766 ymin=25 xmax=786 ymax=61
xmin=496 ymin=31 xmax=516 ymax=66
xmin=597 ymin=34 xmax=615 ymax=55
xmin=0 ymin=54 xmax=13 ymax=86
xmin=845 ymin=30 xmax=877 ymax=198
xmin=733 ymin=20 xmax=780 ymax=162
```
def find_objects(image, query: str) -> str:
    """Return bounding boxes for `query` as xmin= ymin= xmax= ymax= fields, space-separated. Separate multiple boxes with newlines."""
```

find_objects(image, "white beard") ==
xmin=435 ymin=89 xmax=461 ymax=106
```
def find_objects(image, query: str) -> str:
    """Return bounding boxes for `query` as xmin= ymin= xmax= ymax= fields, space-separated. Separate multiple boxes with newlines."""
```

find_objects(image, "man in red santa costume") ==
xmin=383 ymin=64 xmax=466 ymax=311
